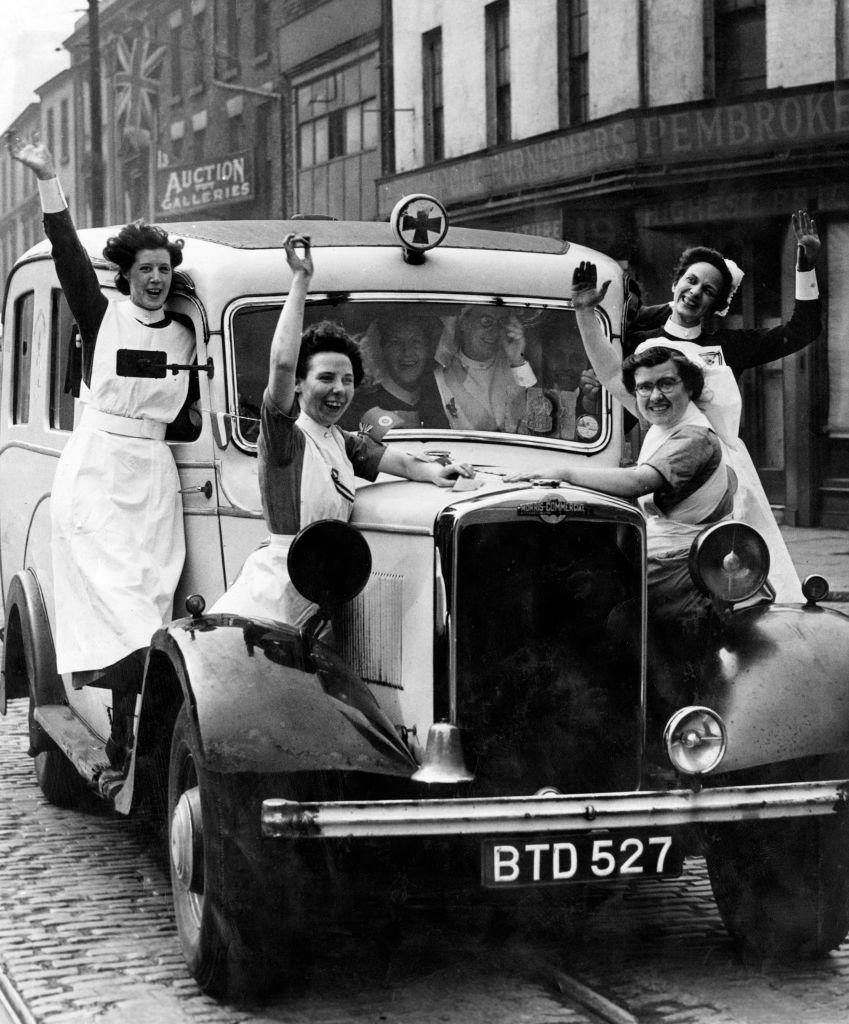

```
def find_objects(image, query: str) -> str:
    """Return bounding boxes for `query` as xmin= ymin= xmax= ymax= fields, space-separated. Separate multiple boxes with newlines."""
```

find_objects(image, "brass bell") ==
xmin=411 ymin=721 xmax=475 ymax=784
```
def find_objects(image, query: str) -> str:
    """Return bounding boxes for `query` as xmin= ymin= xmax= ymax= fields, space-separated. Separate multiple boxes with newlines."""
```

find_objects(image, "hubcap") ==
xmin=171 ymin=786 xmax=203 ymax=893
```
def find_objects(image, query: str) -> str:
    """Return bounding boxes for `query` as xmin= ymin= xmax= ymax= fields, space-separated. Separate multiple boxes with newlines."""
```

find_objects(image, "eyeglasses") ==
xmin=633 ymin=376 xmax=682 ymax=396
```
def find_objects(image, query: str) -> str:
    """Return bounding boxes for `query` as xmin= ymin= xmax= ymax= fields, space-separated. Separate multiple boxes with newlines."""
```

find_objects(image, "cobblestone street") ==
xmin=4 ymin=693 xmax=849 ymax=1024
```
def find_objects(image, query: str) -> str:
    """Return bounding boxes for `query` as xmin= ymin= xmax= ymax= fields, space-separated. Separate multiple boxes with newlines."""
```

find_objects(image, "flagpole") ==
xmin=87 ymin=0 xmax=105 ymax=225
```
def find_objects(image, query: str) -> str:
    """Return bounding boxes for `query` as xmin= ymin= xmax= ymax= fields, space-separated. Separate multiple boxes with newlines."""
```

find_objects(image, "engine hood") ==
xmin=351 ymin=472 xmax=641 ymax=534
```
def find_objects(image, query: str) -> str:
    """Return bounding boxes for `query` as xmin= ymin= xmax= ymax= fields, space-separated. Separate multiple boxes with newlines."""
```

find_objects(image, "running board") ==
xmin=33 ymin=705 xmax=108 ymax=781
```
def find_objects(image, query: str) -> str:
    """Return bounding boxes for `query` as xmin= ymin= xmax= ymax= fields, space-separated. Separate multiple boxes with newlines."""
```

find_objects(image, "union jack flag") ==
xmin=114 ymin=33 xmax=167 ymax=137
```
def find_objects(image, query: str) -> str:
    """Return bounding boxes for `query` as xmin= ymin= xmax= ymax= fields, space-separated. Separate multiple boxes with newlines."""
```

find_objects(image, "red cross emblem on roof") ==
xmin=391 ymin=194 xmax=449 ymax=255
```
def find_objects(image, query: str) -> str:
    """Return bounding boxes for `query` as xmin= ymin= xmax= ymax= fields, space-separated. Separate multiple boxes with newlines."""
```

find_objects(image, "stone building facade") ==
xmin=383 ymin=0 xmax=849 ymax=527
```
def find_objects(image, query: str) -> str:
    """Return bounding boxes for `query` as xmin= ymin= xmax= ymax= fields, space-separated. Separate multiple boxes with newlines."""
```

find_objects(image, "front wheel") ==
xmin=705 ymin=755 xmax=849 ymax=964
xmin=167 ymin=704 xmax=315 ymax=1001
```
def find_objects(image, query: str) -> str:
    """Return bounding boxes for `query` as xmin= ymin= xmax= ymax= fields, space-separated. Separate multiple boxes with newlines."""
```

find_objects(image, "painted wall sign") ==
xmin=156 ymin=151 xmax=253 ymax=216
xmin=379 ymin=84 xmax=849 ymax=217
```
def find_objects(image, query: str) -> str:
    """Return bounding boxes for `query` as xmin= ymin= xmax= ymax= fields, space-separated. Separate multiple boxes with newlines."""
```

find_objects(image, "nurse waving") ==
xmin=211 ymin=234 xmax=473 ymax=625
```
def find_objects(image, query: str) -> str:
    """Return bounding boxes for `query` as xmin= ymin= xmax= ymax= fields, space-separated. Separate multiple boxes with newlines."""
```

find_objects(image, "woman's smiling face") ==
xmin=670 ymin=261 xmax=725 ymax=326
xmin=123 ymin=247 xmax=173 ymax=310
xmin=295 ymin=351 xmax=355 ymax=427
xmin=633 ymin=359 xmax=692 ymax=428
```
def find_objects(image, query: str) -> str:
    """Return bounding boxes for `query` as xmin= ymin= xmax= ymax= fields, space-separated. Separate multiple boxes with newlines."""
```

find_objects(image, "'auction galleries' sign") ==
xmin=156 ymin=151 xmax=253 ymax=217
xmin=378 ymin=82 xmax=849 ymax=217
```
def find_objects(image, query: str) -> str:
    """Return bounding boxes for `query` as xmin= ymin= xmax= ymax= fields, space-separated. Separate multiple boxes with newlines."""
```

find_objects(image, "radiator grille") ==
xmin=454 ymin=518 xmax=644 ymax=795
xmin=334 ymin=572 xmax=405 ymax=688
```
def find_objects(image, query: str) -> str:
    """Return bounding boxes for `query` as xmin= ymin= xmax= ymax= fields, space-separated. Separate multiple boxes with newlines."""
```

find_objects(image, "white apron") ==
xmin=53 ymin=300 xmax=193 ymax=674
xmin=635 ymin=337 xmax=802 ymax=603
xmin=211 ymin=411 xmax=357 ymax=625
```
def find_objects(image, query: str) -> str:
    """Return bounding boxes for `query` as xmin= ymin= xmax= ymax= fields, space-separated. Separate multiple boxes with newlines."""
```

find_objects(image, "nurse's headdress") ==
xmin=633 ymin=337 xmax=741 ymax=447
xmin=715 ymin=258 xmax=744 ymax=317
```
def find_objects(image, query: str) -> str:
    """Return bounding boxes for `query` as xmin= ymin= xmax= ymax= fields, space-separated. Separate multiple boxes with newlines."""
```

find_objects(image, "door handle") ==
xmin=179 ymin=480 xmax=213 ymax=499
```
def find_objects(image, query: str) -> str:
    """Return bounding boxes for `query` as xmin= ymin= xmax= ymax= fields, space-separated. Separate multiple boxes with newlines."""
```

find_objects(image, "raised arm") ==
xmin=716 ymin=211 xmax=822 ymax=374
xmin=6 ymin=134 xmax=107 ymax=383
xmin=571 ymin=262 xmax=637 ymax=417
xmin=267 ymin=233 xmax=313 ymax=411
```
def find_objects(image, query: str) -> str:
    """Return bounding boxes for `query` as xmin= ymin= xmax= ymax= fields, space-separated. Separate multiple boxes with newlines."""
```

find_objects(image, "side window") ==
xmin=49 ymin=288 xmax=75 ymax=431
xmin=12 ymin=291 xmax=33 ymax=425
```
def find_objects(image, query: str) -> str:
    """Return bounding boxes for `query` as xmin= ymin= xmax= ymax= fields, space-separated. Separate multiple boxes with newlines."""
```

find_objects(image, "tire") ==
xmin=28 ymin=694 xmax=87 ymax=809
xmin=705 ymin=754 xmax=849 ymax=965
xmin=167 ymin=704 xmax=316 ymax=1001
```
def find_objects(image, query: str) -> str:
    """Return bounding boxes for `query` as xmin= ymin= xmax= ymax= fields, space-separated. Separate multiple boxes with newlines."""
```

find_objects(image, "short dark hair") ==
xmin=671 ymin=246 xmax=733 ymax=313
xmin=380 ymin=313 xmax=439 ymax=348
xmin=104 ymin=220 xmax=185 ymax=295
xmin=297 ymin=320 xmax=365 ymax=387
xmin=622 ymin=345 xmax=705 ymax=401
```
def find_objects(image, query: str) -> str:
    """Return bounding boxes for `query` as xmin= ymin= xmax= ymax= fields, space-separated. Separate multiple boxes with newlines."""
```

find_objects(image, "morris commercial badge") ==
xmin=517 ymin=495 xmax=586 ymax=523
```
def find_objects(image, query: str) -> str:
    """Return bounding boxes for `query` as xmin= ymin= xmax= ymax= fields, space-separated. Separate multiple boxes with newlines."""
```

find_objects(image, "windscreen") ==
xmin=230 ymin=299 xmax=607 ymax=448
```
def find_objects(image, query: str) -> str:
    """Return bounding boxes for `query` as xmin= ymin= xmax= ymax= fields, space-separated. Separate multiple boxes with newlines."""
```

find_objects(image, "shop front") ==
xmin=379 ymin=81 xmax=849 ymax=526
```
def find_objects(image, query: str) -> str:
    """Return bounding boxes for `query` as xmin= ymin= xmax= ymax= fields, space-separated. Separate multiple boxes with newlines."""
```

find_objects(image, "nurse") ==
xmin=623 ymin=214 xmax=822 ymax=602
xmin=211 ymin=234 xmax=472 ymax=625
xmin=8 ymin=135 xmax=195 ymax=771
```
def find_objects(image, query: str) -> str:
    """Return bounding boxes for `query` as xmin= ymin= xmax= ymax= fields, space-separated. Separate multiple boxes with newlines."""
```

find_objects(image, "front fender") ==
xmin=150 ymin=613 xmax=417 ymax=777
xmin=701 ymin=603 xmax=849 ymax=773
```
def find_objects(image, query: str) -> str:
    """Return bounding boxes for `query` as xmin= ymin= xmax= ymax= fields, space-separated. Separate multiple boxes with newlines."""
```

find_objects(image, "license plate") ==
xmin=481 ymin=832 xmax=684 ymax=888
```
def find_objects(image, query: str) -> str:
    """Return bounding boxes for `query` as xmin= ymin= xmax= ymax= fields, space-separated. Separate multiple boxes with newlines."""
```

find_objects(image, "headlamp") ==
xmin=664 ymin=706 xmax=727 ymax=775
xmin=689 ymin=521 xmax=770 ymax=604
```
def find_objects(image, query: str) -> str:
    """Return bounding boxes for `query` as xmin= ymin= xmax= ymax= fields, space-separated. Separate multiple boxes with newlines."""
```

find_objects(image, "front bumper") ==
xmin=262 ymin=779 xmax=849 ymax=839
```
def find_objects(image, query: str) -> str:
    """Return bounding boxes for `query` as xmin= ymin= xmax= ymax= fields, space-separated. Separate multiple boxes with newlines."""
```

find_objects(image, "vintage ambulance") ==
xmin=2 ymin=195 xmax=849 ymax=1000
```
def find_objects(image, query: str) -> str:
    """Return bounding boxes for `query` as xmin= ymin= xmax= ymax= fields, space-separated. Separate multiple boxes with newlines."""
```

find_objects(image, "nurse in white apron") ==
xmin=625 ymin=215 xmax=822 ymax=602
xmin=211 ymin=234 xmax=473 ymax=625
xmin=575 ymin=250 xmax=820 ymax=604
xmin=9 ymin=137 xmax=196 ymax=769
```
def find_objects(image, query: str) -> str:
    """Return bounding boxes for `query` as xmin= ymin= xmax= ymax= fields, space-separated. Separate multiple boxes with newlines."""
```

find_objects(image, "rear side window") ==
xmin=49 ymin=288 xmax=76 ymax=431
xmin=12 ymin=291 xmax=33 ymax=425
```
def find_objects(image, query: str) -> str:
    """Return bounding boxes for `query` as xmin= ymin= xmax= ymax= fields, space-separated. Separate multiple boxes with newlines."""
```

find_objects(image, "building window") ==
xmin=485 ymin=1 xmax=510 ymax=145
xmin=170 ymin=19 xmax=183 ymax=97
xmin=59 ymin=99 xmax=70 ymax=162
xmin=193 ymin=127 xmax=205 ymax=160
xmin=45 ymin=108 xmax=55 ymax=157
xmin=228 ymin=113 xmax=245 ymax=152
xmin=714 ymin=0 xmax=766 ymax=99
xmin=558 ymin=0 xmax=588 ymax=126
xmin=12 ymin=291 xmax=34 ymax=425
xmin=254 ymin=0 xmax=270 ymax=56
xmin=192 ymin=9 xmax=206 ymax=90
xmin=217 ymin=0 xmax=240 ymax=76
xmin=294 ymin=51 xmax=380 ymax=219
xmin=422 ymin=28 xmax=444 ymax=162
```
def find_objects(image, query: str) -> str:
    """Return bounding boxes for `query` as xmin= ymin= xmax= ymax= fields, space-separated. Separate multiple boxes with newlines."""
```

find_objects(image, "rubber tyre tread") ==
xmin=168 ymin=704 xmax=311 ymax=1001
xmin=28 ymin=700 xmax=87 ymax=809
xmin=705 ymin=755 xmax=849 ymax=964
